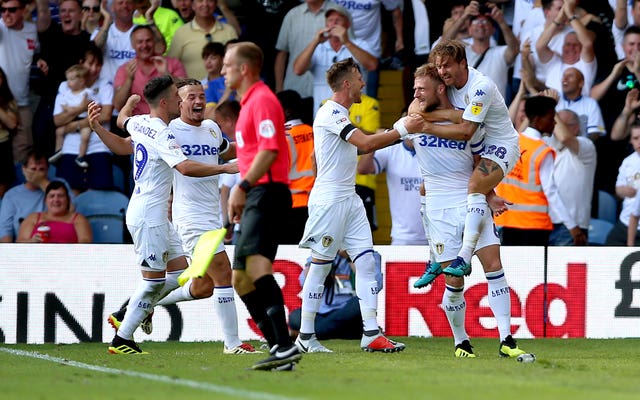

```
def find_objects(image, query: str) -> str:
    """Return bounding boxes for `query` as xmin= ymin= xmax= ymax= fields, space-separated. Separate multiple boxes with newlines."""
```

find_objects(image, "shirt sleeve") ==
xmin=462 ymin=77 xmax=494 ymax=124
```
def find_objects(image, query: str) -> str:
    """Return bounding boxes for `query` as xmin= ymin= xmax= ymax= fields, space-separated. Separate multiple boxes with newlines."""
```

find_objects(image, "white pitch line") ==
xmin=1 ymin=347 xmax=301 ymax=400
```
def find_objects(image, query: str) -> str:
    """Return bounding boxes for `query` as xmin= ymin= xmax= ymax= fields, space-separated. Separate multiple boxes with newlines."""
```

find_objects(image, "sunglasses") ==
xmin=205 ymin=33 xmax=212 ymax=42
xmin=0 ymin=6 xmax=22 ymax=13
xmin=82 ymin=6 xmax=100 ymax=12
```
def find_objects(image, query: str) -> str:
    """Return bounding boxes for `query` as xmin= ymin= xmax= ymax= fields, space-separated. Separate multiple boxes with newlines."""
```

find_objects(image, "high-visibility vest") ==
xmin=494 ymin=133 xmax=555 ymax=230
xmin=286 ymin=122 xmax=315 ymax=208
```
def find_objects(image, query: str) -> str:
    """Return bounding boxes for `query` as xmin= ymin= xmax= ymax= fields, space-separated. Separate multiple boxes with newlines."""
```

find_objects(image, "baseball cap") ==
xmin=324 ymin=4 xmax=352 ymax=25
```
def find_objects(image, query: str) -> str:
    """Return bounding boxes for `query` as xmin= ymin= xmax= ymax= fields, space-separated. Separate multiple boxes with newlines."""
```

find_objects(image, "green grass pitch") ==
xmin=1 ymin=337 xmax=639 ymax=400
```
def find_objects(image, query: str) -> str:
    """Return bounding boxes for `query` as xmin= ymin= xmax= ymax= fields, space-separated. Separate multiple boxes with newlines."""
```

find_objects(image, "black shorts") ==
xmin=233 ymin=183 xmax=292 ymax=270
xmin=57 ymin=153 xmax=114 ymax=191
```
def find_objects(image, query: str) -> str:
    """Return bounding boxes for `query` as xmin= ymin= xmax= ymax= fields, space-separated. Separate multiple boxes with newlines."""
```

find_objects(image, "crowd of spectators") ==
xmin=1 ymin=0 xmax=640 ymax=246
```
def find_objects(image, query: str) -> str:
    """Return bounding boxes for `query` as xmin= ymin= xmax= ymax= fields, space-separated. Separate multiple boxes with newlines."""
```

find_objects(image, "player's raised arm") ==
xmin=87 ymin=101 xmax=133 ymax=155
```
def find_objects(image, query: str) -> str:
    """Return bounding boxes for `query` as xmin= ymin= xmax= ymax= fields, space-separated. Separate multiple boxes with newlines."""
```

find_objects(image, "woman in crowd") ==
xmin=17 ymin=181 xmax=92 ymax=243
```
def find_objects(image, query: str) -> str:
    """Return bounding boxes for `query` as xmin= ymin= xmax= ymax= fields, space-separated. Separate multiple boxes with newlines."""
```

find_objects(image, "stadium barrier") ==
xmin=1 ymin=244 xmax=638 ymax=344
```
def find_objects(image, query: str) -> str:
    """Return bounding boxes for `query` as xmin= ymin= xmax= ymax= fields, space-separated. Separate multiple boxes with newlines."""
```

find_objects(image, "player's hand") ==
xmin=227 ymin=186 xmax=246 ymax=224
xmin=487 ymin=194 xmax=511 ymax=217
xmin=125 ymin=94 xmax=141 ymax=109
xmin=87 ymin=101 xmax=102 ymax=131
xmin=222 ymin=162 xmax=239 ymax=174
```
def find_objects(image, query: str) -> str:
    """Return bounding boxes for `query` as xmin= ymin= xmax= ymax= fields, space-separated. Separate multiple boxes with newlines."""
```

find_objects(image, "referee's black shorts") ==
xmin=233 ymin=183 xmax=292 ymax=270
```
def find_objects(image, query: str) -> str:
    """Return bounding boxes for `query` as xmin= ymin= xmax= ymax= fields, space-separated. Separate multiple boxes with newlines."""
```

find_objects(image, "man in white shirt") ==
xmin=88 ymin=75 xmax=237 ymax=354
xmin=556 ymin=67 xmax=606 ymax=141
xmin=546 ymin=109 xmax=597 ymax=245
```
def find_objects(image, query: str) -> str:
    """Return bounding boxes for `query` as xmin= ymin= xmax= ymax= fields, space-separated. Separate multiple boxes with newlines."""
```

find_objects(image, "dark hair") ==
xmin=45 ymin=181 xmax=71 ymax=211
xmin=1 ymin=0 xmax=27 ymax=7
xmin=81 ymin=41 xmax=104 ymax=66
xmin=0 ymin=67 xmax=14 ymax=109
xmin=22 ymin=149 xmax=48 ymax=167
xmin=131 ymin=24 xmax=154 ymax=39
xmin=624 ymin=25 xmax=640 ymax=39
xmin=524 ymin=95 xmax=557 ymax=119
xmin=215 ymin=99 xmax=240 ymax=121
xmin=326 ymin=57 xmax=360 ymax=92
xmin=201 ymin=41 xmax=225 ymax=59
xmin=276 ymin=90 xmax=303 ymax=120
xmin=143 ymin=75 xmax=175 ymax=106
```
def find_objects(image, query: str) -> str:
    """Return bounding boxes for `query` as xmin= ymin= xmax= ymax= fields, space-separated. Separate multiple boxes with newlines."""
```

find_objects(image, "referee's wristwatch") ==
xmin=238 ymin=179 xmax=252 ymax=193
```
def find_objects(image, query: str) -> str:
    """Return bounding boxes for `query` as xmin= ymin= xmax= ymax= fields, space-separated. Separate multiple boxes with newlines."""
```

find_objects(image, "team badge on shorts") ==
xmin=321 ymin=235 xmax=334 ymax=248
xmin=162 ymin=251 xmax=169 ymax=263
xmin=435 ymin=243 xmax=445 ymax=255
xmin=471 ymin=102 xmax=483 ymax=115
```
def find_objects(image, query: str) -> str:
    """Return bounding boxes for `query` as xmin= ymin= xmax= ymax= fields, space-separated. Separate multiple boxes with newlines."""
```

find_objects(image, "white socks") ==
xmin=354 ymin=251 xmax=380 ymax=332
xmin=442 ymin=284 xmax=468 ymax=345
xmin=213 ymin=286 xmax=242 ymax=349
xmin=459 ymin=193 xmax=488 ymax=262
xmin=299 ymin=261 xmax=332 ymax=334
xmin=118 ymin=278 xmax=165 ymax=339
xmin=155 ymin=278 xmax=195 ymax=306
xmin=486 ymin=269 xmax=512 ymax=341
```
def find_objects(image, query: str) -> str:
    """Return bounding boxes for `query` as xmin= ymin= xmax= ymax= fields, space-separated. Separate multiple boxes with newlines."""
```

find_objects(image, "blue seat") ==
xmin=588 ymin=218 xmax=614 ymax=245
xmin=598 ymin=190 xmax=618 ymax=224
xmin=75 ymin=190 xmax=130 ymax=243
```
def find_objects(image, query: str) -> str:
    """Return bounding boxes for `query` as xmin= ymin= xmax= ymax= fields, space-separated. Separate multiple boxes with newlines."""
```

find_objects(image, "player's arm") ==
xmin=357 ymin=151 xmax=376 ymax=174
xmin=219 ymin=139 xmax=237 ymax=162
xmin=348 ymin=127 xmax=404 ymax=153
xmin=404 ymin=115 xmax=478 ymax=140
xmin=87 ymin=101 xmax=133 ymax=155
xmin=175 ymin=159 xmax=238 ymax=177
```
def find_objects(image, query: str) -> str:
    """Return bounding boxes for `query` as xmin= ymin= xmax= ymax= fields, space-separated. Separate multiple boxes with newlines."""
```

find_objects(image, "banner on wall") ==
xmin=0 ymin=244 xmax=639 ymax=344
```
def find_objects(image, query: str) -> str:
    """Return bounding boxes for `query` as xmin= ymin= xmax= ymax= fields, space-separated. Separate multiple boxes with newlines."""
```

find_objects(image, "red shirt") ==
xmin=236 ymin=81 xmax=290 ymax=185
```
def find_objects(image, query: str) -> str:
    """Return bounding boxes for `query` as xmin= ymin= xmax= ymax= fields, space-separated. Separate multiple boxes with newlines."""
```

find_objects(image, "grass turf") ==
xmin=1 ymin=337 xmax=639 ymax=400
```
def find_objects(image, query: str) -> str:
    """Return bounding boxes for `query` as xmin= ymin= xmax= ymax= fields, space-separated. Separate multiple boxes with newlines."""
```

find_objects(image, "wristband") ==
xmin=569 ymin=15 xmax=578 ymax=21
xmin=238 ymin=179 xmax=251 ymax=193
xmin=393 ymin=119 xmax=409 ymax=139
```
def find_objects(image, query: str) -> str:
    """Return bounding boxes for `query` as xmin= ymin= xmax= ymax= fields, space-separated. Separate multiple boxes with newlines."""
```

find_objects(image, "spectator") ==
xmin=94 ymin=0 xmax=135 ymax=85
xmin=495 ymin=95 xmax=585 ymax=246
xmin=611 ymin=88 xmax=640 ymax=141
xmin=0 ymin=66 xmax=18 ymax=197
xmin=200 ymin=41 xmax=233 ymax=115
xmin=168 ymin=0 xmax=238 ymax=79
xmin=132 ymin=0 xmax=183 ymax=54
xmin=606 ymin=121 xmax=640 ymax=245
xmin=34 ymin=0 xmax=91 ymax=157
xmin=293 ymin=5 xmax=377 ymax=117
xmin=288 ymin=250 xmax=382 ymax=340
xmin=274 ymin=0 xmax=337 ymax=123
xmin=536 ymin=0 xmax=597 ymax=96
xmin=112 ymin=24 xmax=186 ymax=116
xmin=80 ymin=0 xmax=109 ymax=39
xmin=16 ymin=181 xmax=92 ymax=243
xmin=351 ymin=93 xmax=381 ymax=232
xmin=52 ymin=43 xmax=115 ymax=194
xmin=546 ymin=109 xmax=597 ymax=246
xmin=337 ymin=0 xmax=404 ymax=99
xmin=357 ymin=137 xmax=426 ymax=245
xmin=591 ymin=26 xmax=640 ymax=195
xmin=612 ymin=0 xmax=640 ymax=60
xmin=0 ymin=0 xmax=39 ymax=163
xmin=556 ymin=67 xmax=607 ymax=141
xmin=277 ymin=89 xmax=315 ymax=244
xmin=171 ymin=0 xmax=194 ymax=23
xmin=0 ymin=151 xmax=75 ymax=242
xmin=442 ymin=3 xmax=518 ymax=99
xmin=50 ymin=64 xmax=93 ymax=169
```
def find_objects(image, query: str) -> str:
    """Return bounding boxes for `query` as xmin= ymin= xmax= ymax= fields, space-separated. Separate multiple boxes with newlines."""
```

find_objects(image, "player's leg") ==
xmin=345 ymin=194 xmax=404 ymax=353
xmin=414 ymin=200 xmax=442 ymax=288
xmin=234 ymin=184 xmax=300 ymax=370
xmin=475 ymin=239 xmax=527 ymax=358
xmin=296 ymin=200 xmax=346 ymax=353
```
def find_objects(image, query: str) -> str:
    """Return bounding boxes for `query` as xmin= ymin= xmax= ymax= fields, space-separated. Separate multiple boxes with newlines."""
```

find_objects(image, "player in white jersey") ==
xmin=408 ymin=63 xmax=529 ymax=358
xmin=88 ymin=75 xmax=237 ymax=354
xmin=157 ymin=78 xmax=257 ymax=354
xmin=403 ymin=39 xmax=520 ymax=278
xmin=295 ymin=58 xmax=407 ymax=354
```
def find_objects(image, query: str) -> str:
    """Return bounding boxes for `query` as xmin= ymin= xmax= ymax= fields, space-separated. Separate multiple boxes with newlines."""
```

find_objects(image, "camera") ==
xmin=478 ymin=0 xmax=491 ymax=14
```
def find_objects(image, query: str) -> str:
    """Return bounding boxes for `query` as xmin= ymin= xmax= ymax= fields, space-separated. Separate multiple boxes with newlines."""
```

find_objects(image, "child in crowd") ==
xmin=49 ymin=64 xmax=93 ymax=168
xmin=201 ymin=41 xmax=234 ymax=119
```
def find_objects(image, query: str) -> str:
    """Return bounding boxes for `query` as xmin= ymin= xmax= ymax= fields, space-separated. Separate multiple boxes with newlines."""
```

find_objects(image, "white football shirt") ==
xmin=125 ymin=115 xmax=187 ymax=227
